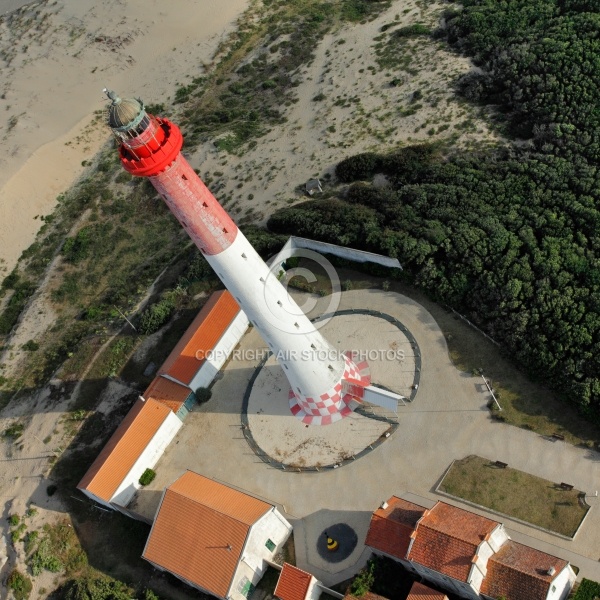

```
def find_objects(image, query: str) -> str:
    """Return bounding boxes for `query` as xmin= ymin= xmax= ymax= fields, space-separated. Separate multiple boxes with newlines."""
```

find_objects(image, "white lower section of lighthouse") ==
xmin=203 ymin=232 xmax=369 ymax=424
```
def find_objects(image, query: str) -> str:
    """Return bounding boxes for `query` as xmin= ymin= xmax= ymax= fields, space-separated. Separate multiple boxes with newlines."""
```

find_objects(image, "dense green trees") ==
xmin=268 ymin=0 xmax=600 ymax=422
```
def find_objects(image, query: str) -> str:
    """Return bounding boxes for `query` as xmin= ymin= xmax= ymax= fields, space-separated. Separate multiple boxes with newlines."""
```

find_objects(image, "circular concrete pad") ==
xmin=317 ymin=523 xmax=358 ymax=563
xmin=247 ymin=313 xmax=417 ymax=467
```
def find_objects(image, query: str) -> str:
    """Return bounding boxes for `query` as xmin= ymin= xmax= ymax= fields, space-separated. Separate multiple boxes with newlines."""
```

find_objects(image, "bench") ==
xmin=494 ymin=461 xmax=508 ymax=469
xmin=560 ymin=482 xmax=574 ymax=491
xmin=552 ymin=433 xmax=565 ymax=441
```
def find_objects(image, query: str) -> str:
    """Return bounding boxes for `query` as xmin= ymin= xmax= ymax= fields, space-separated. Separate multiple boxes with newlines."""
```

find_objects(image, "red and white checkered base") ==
xmin=289 ymin=351 xmax=371 ymax=425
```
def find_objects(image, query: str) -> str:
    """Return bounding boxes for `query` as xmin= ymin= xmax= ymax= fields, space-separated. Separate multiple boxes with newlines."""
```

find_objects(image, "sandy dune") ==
xmin=0 ymin=0 xmax=249 ymax=281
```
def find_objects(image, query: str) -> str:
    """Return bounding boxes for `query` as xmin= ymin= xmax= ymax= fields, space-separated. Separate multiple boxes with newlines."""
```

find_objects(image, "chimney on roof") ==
xmin=380 ymin=501 xmax=388 ymax=510
xmin=547 ymin=566 xmax=556 ymax=577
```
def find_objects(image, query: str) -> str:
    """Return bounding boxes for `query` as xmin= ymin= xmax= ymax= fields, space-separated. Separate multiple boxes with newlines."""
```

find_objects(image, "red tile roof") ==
xmin=344 ymin=593 xmax=389 ymax=600
xmin=480 ymin=540 xmax=568 ymax=600
xmin=159 ymin=290 xmax=240 ymax=385
xmin=365 ymin=497 xmax=426 ymax=560
xmin=144 ymin=375 xmax=191 ymax=413
xmin=143 ymin=471 xmax=271 ymax=598
xmin=275 ymin=563 xmax=313 ymax=600
xmin=408 ymin=502 xmax=499 ymax=583
xmin=77 ymin=398 xmax=172 ymax=503
xmin=406 ymin=581 xmax=448 ymax=600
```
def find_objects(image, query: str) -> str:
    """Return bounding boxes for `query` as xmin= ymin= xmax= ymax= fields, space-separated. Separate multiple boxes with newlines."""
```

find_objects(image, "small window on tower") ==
xmin=294 ymin=322 xmax=299 ymax=329
xmin=182 ymin=174 xmax=188 ymax=181
xmin=328 ymin=364 xmax=334 ymax=371
xmin=242 ymin=253 xmax=247 ymax=259
xmin=223 ymin=228 xmax=228 ymax=234
xmin=202 ymin=202 xmax=208 ymax=208
xmin=311 ymin=343 xmax=316 ymax=350
xmin=283 ymin=364 xmax=288 ymax=370
xmin=277 ymin=300 xmax=282 ymax=306
xmin=259 ymin=277 xmax=265 ymax=282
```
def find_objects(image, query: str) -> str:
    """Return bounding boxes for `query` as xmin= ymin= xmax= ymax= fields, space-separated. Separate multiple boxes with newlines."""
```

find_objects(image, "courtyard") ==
xmin=129 ymin=289 xmax=600 ymax=585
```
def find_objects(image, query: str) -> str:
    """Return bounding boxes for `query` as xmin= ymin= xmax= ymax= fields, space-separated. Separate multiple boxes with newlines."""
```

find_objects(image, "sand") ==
xmin=0 ymin=0 xmax=249 ymax=281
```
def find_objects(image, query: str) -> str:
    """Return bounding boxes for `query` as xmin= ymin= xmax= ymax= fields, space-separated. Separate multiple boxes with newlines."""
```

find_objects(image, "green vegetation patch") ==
xmin=7 ymin=569 xmax=32 ymax=600
xmin=4 ymin=422 xmax=24 ymax=440
xmin=139 ymin=468 xmax=156 ymax=486
xmin=439 ymin=455 xmax=589 ymax=537
xmin=572 ymin=578 xmax=600 ymax=600
xmin=347 ymin=556 xmax=414 ymax=599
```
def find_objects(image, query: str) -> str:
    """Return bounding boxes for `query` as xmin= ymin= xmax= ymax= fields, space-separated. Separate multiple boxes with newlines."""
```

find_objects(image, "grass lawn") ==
xmin=439 ymin=455 xmax=589 ymax=538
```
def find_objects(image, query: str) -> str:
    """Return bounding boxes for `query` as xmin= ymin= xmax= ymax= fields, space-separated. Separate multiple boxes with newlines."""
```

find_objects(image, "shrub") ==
xmin=394 ymin=23 xmax=431 ymax=38
xmin=139 ymin=297 xmax=176 ymax=334
xmin=63 ymin=576 xmax=133 ymax=600
xmin=21 ymin=340 xmax=39 ymax=351
xmin=572 ymin=578 xmax=600 ymax=599
xmin=4 ymin=422 xmax=24 ymax=440
xmin=335 ymin=152 xmax=381 ymax=182
xmin=29 ymin=537 xmax=63 ymax=575
xmin=23 ymin=530 xmax=39 ymax=554
xmin=139 ymin=468 xmax=156 ymax=486
xmin=7 ymin=569 xmax=32 ymax=600
xmin=349 ymin=560 xmax=375 ymax=597
xmin=9 ymin=514 xmax=20 ymax=526
xmin=195 ymin=387 xmax=212 ymax=404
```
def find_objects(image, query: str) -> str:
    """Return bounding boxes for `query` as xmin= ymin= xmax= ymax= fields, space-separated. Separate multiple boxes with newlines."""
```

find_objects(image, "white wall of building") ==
xmin=228 ymin=508 xmax=292 ymax=600
xmin=488 ymin=525 xmax=509 ymax=552
xmin=547 ymin=565 xmax=576 ymax=600
xmin=189 ymin=310 xmax=249 ymax=391
xmin=110 ymin=411 xmax=182 ymax=508
xmin=307 ymin=578 xmax=322 ymax=600
xmin=409 ymin=561 xmax=480 ymax=600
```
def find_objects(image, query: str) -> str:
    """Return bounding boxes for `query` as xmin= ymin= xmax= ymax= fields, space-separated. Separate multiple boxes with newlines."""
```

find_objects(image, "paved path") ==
xmin=132 ymin=289 xmax=600 ymax=586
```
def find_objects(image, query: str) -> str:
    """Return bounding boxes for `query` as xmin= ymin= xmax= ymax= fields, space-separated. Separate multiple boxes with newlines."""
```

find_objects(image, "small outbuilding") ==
xmin=275 ymin=563 xmax=321 ymax=600
xmin=143 ymin=470 xmax=292 ymax=600
xmin=305 ymin=179 xmax=323 ymax=196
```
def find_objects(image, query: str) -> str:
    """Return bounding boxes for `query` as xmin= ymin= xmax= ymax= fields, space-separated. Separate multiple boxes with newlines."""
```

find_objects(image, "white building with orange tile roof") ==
xmin=77 ymin=397 xmax=182 ymax=510
xmin=365 ymin=498 xmax=575 ymax=600
xmin=143 ymin=470 xmax=292 ymax=600
xmin=158 ymin=289 xmax=248 ymax=392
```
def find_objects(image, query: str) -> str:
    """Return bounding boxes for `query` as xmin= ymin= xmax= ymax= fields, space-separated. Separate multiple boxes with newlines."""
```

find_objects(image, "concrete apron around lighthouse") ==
xmin=104 ymin=90 xmax=369 ymax=423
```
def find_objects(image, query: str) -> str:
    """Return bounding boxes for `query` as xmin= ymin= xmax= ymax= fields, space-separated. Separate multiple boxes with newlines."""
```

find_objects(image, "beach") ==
xmin=0 ymin=0 xmax=249 ymax=281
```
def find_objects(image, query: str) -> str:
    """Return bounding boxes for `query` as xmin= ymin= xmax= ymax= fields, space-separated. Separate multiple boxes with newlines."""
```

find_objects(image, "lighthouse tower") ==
xmin=104 ymin=90 xmax=369 ymax=425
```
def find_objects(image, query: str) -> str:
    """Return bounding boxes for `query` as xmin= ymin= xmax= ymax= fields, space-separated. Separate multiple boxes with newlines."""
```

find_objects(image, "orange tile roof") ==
xmin=143 ymin=471 xmax=271 ymax=598
xmin=480 ymin=540 xmax=568 ymax=600
xmin=408 ymin=502 xmax=499 ymax=583
xmin=275 ymin=563 xmax=313 ymax=600
xmin=77 ymin=398 xmax=172 ymax=503
xmin=159 ymin=290 xmax=240 ymax=385
xmin=406 ymin=581 xmax=448 ymax=600
xmin=365 ymin=497 xmax=426 ymax=560
xmin=144 ymin=375 xmax=191 ymax=413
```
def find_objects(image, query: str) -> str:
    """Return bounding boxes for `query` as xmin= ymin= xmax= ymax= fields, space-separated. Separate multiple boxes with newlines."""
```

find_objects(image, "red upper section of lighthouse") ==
xmin=119 ymin=117 xmax=183 ymax=178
